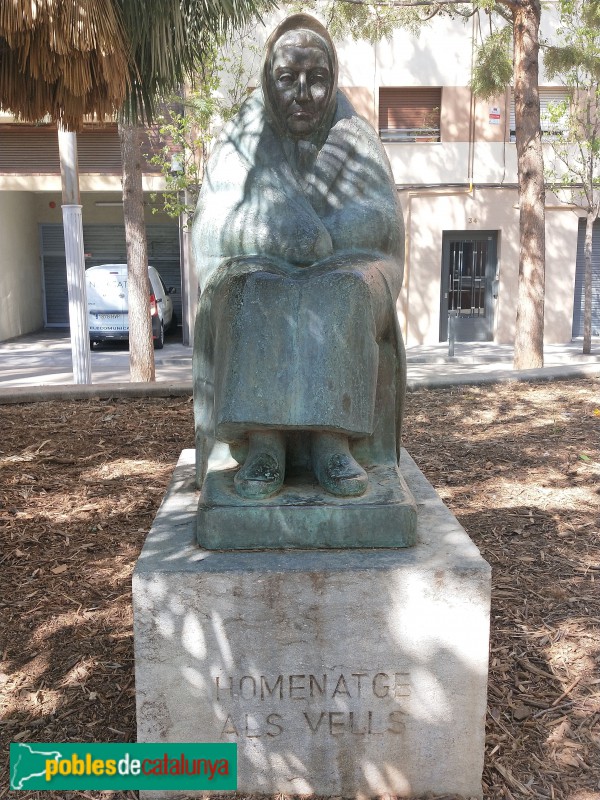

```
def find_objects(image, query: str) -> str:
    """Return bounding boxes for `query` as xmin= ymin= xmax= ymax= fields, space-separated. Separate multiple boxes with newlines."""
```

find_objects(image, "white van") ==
xmin=86 ymin=264 xmax=175 ymax=349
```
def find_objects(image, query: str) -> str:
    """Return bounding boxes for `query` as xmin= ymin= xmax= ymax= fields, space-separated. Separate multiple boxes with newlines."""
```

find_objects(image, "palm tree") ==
xmin=0 ymin=0 xmax=266 ymax=382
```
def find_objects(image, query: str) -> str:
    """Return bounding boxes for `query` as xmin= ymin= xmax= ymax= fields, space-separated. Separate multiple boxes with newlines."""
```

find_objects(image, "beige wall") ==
xmin=545 ymin=206 xmax=581 ymax=343
xmin=0 ymin=174 xmax=165 ymax=192
xmin=0 ymin=191 xmax=43 ymax=341
xmin=441 ymin=88 xmax=506 ymax=143
xmin=35 ymin=191 xmax=174 ymax=226
xmin=0 ymin=190 xmax=175 ymax=343
xmin=397 ymin=188 xmax=580 ymax=346
xmin=340 ymin=86 xmax=376 ymax=127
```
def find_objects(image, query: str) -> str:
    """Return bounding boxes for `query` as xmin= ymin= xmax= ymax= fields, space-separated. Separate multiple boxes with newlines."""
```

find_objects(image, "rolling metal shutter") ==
xmin=41 ymin=224 xmax=181 ymax=326
xmin=378 ymin=88 xmax=441 ymax=141
xmin=41 ymin=226 xmax=70 ymax=325
xmin=147 ymin=228 xmax=182 ymax=324
xmin=0 ymin=125 xmax=161 ymax=174
xmin=572 ymin=218 xmax=600 ymax=337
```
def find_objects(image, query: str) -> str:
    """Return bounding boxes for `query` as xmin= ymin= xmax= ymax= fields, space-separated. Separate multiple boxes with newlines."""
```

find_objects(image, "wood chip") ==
xmin=1 ymin=384 xmax=598 ymax=800
xmin=552 ymin=675 xmax=583 ymax=707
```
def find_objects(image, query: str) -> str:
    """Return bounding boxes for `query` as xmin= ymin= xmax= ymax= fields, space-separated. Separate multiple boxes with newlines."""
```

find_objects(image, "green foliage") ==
xmin=147 ymin=97 xmax=213 ymax=218
xmin=545 ymin=44 xmax=592 ymax=78
xmin=470 ymin=25 xmax=513 ymax=99
xmin=290 ymin=0 xmax=427 ymax=42
xmin=147 ymin=27 xmax=261 ymax=218
xmin=116 ymin=0 xmax=271 ymax=125
xmin=545 ymin=40 xmax=600 ymax=82
xmin=541 ymin=0 xmax=600 ymax=215
xmin=293 ymin=0 xmax=514 ymax=45
xmin=544 ymin=0 xmax=600 ymax=82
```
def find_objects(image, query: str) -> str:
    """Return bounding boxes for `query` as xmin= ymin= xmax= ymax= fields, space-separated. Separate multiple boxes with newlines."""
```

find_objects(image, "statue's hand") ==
xmin=285 ymin=224 xmax=333 ymax=266
xmin=242 ymin=197 xmax=332 ymax=266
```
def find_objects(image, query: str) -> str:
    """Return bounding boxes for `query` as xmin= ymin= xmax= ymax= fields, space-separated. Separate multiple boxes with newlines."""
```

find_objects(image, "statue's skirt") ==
xmin=202 ymin=255 xmax=397 ymax=442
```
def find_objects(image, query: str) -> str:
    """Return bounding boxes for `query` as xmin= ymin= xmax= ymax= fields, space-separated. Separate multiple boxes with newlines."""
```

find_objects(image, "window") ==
xmin=378 ymin=87 xmax=442 ymax=142
xmin=509 ymin=88 xmax=570 ymax=142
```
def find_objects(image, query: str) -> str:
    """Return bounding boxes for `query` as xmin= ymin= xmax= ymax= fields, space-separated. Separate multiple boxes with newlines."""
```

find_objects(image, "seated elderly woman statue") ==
xmin=192 ymin=14 xmax=406 ymax=503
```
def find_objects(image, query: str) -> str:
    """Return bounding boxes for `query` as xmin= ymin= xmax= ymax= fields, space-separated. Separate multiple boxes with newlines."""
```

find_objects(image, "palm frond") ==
xmin=0 ymin=0 xmax=130 ymax=129
xmin=0 ymin=0 xmax=271 ymax=129
xmin=117 ymin=0 xmax=270 ymax=125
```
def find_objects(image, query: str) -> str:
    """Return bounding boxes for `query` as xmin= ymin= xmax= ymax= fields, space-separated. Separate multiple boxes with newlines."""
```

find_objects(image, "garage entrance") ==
xmin=41 ymin=223 xmax=181 ymax=328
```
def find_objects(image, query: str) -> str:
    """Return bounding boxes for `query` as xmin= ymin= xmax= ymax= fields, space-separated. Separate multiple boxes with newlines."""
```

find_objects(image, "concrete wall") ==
xmin=545 ymin=205 xmax=581 ymax=343
xmin=0 ymin=189 xmax=178 ymax=341
xmin=374 ymin=17 xmax=473 ymax=87
xmin=387 ymin=141 xmax=518 ymax=186
xmin=398 ymin=187 xmax=581 ymax=346
xmin=0 ymin=174 xmax=165 ymax=193
xmin=35 ymin=191 xmax=174 ymax=227
xmin=0 ymin=191 xmax=43 ymax=341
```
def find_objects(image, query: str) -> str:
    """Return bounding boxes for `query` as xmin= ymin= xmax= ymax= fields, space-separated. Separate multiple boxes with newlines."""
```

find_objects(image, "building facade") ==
xmin=0 ymin=117 xmax=182 ymax=342
xmin=328 ymin=12 xmax=593 ymax=346
xmin=0 ymin=7 xmax=597 ymax=347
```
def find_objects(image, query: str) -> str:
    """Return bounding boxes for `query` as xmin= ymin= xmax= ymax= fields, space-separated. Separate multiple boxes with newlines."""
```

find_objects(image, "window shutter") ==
xmin=378 ymin=88 xmax=442 ymax=141
xmin=539 ymin=89 xmax=570 ymax=133
xmin=509 ymin=97 xmax=515 ymax=137
xmin=0 ymin=124 xmax=161 ymax=174
xmin=509 ymin=88 xmax=569 ymax=140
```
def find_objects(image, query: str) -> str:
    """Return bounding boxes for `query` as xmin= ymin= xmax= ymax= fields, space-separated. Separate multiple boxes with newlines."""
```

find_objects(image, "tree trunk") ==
xmin=118 ymin=122 xmax=155 ymax=382
xmin=583 ymin=210 xmax=594 ymax=355
xmin=512 ymin=0 xmax=546 ymax=370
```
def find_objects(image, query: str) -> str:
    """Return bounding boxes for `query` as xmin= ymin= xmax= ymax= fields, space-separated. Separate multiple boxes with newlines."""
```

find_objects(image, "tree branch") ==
xmin=332 ymin=0 xmax=521 ymax=13
xmin=333 ymin=0 xmax=475 ymax=8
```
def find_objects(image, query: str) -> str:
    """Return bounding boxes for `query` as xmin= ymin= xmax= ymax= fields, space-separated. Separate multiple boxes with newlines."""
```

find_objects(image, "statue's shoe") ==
xmin=314 ymin=452 xmax=368 ymax=498
xmin=234 ymin=452 xmax=284 ymax=500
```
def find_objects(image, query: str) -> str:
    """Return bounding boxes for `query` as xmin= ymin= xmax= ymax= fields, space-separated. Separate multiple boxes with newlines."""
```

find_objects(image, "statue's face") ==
xmin=270 ymin=30 xmax=332 ymax=137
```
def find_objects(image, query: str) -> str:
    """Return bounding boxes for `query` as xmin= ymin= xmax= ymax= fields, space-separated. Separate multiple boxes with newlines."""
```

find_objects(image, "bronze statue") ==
xmin=192 ymin=14 xmax=406 ymax=502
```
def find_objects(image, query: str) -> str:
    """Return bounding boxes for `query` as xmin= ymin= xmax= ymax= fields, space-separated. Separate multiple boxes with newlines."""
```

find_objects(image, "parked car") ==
xmin=86 ymin=264 xmax=176 ymax=349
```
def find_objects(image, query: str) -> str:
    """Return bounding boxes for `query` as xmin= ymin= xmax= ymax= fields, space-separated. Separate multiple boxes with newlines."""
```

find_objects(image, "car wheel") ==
xmin=154 ymin=322 xmax=164 ymax=349
xmin=90 ymin=339 xmax=99 ymax=349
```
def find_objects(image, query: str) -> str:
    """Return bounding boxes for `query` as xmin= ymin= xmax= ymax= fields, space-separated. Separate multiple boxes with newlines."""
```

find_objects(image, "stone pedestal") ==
xmin=134 ymin=450 xmax=490 ymax=799
xmin=197 ymin=463 xmax=417 ymax=549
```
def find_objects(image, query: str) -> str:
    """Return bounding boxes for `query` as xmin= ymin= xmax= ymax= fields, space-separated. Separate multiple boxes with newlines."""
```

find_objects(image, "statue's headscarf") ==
xmin=261 ymin=14 xmax=339 ymax=146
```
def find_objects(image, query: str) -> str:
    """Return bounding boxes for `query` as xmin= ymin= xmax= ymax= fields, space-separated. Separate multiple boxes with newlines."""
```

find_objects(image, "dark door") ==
xmin=440 ymin=231 xmax=498 ymax=342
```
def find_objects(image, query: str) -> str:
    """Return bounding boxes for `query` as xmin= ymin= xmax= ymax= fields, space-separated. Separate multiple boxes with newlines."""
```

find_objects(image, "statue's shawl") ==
xmin=192 ymin=88 xmax=404 ymax=295
xmin=191 ymin=84 xmax=406 ymax=487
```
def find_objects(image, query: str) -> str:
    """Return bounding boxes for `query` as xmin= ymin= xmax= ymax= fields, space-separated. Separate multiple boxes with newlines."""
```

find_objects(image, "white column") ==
xmin=58 ymin=128 xmax=92 ymax=384
xmin=179 ymin=198 xmax=197 ymax=347
xmin=62 ymin=203 xmax=92 ymax=384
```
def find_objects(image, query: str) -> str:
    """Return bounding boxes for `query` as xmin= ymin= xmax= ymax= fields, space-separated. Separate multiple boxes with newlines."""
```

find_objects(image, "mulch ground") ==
xmin=0 ymin=378 xmax=599 ymax=800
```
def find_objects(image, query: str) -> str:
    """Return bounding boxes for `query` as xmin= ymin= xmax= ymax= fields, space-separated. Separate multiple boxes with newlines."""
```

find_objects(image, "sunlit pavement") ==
xmin=403 ymin=340 xmax=600 ymax=388
xmin=0 ymin=330 xmax=192 ymax=387
xmin=0 ymin=330 xmax=599 ymax=391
